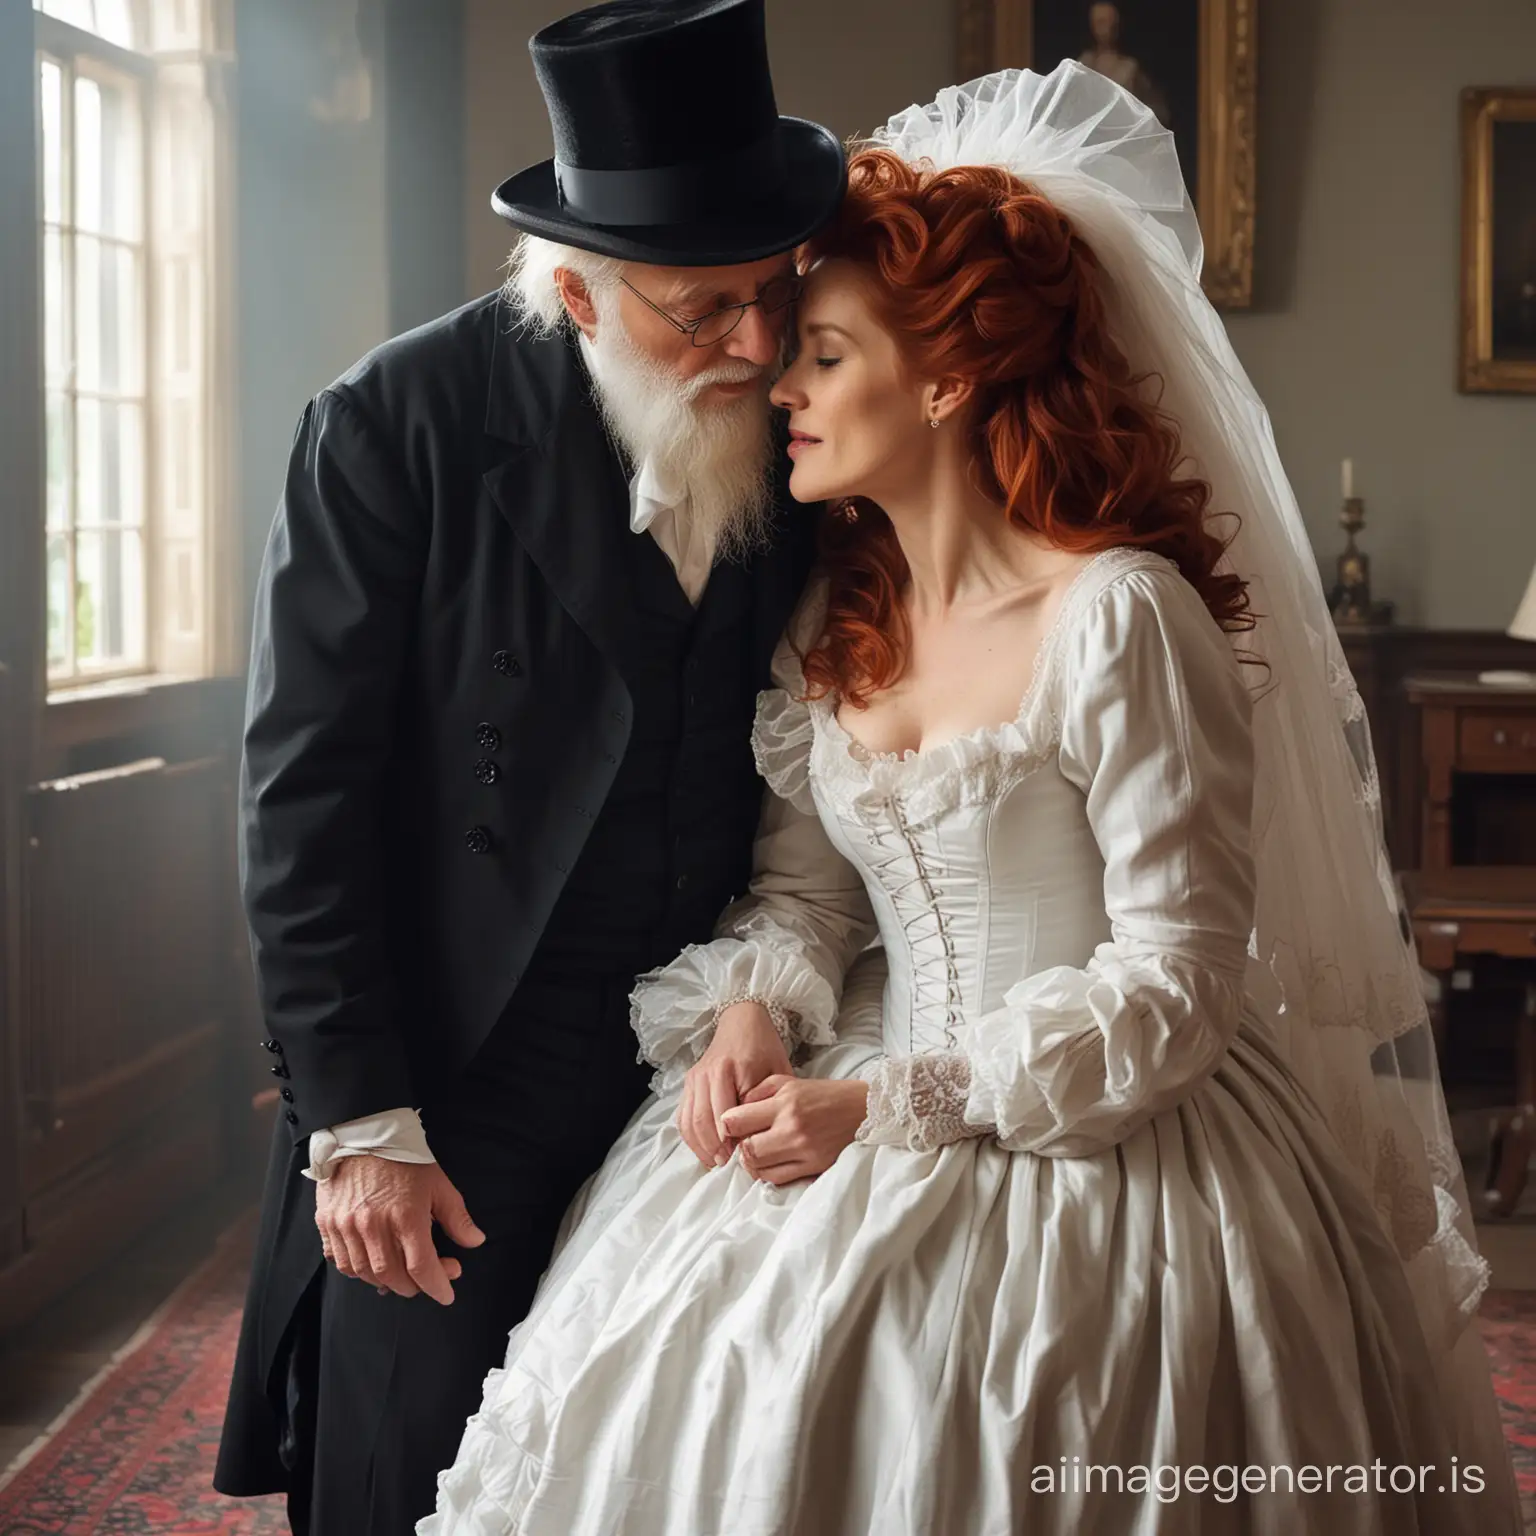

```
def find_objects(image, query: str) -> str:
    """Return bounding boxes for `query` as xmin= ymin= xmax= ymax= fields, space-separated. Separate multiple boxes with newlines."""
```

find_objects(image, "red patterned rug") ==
xmin=1480 ymin=1290 xmax=1536 ymax=1494
xmin=3 ymin=1221 xmax=1536 ymax=1533
xmin=0 ymin=1216 xmax=288 ymax=1535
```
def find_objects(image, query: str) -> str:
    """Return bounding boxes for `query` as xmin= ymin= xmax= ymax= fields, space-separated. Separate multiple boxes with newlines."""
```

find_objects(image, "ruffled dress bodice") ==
xmin=759 ymin=596 xmax=1114 ymax=1063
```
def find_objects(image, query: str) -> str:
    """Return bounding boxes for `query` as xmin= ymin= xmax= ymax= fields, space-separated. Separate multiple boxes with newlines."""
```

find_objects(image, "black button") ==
xmin=476 ymin=722 xmax=502 ymax=752
xmin=602 ymin=752 xmax=617 ymax=764
xmin=285 ymin=1109 xmax=299 ymax=1125
xmin=676 ymin=873 xmax=690 ymax=891
xmin=687 ymin=692 xmax=698 ymax=710
xmin=465 ymin=826 xmax=492 ymax=855
xmin=492 ymin=650 xmax=521 ymax=677
xmin=280 ymin=1087 xmax=295 ymax=1102
xmin=575 ymin=804 xmax=593 ymax=819
xmin=611 ymin=710 xmax=625 ymax=723
xmin=262 ymin=1038 xmax=282 ymax=1054
xmin=474 ymin=758 xmax=500 ymax=786
xmin=269 ymin=1062 xmax=290 ymax=1079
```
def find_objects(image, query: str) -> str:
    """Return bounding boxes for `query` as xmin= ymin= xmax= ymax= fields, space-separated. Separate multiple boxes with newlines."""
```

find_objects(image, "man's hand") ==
xmin=678 ymin=1002 xmax=792 ymax=1168
xmin=719 ymin=1075 xmax=869 ymax=1186
xmin=315 ymin=1157 xmax=485 ymax=1304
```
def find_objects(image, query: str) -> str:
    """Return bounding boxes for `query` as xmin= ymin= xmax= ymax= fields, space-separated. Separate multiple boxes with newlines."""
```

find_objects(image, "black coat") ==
xmin=218 ymin=292 xmax=818 ymax=1492
xmin=241 ymin=292 xmax=819 ymax=1134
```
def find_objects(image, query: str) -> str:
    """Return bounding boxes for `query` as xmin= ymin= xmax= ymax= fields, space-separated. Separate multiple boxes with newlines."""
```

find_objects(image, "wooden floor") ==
xmin=0 ymin=1177 xmax=252 ymax=1472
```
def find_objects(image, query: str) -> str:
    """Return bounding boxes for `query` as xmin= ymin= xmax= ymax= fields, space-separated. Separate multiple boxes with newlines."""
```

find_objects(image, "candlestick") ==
xmin=1329 ymin=492 xmax=1393 ymax=627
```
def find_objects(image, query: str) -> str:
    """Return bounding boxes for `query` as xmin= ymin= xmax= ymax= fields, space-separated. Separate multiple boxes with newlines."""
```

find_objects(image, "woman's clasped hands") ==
xmin=677 ymin=999 xmax=869 ymax=1185
xmin=720 ymin=1074 xmax=870 ymax=1186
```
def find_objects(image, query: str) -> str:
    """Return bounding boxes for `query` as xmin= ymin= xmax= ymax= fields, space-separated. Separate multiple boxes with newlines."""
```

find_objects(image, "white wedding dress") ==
xmin=420 ymin=548 xmax=1517 ymax=1535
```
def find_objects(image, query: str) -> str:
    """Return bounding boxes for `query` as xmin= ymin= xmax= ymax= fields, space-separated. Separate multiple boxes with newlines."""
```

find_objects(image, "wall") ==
xmin=237 ymin=0 xmax=469 ymax=644
xmin=463 ymin=0 xmax=956 ymax=296
xmin=236 ymin=0 xmax=391 ymax=634
xmin=382 ymin=0 xmax=467 ymax=335
xmin=1225 ymin=0 xmax=1536 ymax=629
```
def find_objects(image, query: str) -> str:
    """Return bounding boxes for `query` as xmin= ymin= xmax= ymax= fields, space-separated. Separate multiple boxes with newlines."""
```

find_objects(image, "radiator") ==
xmin=21 ymin=754 xmax=226 ymax=1197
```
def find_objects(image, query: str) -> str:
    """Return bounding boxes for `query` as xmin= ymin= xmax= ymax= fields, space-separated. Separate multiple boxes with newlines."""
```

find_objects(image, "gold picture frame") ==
xmin=1460 ymin=87 xmax=1536 ymax=395
xmin=955 ymin=0 xmax=1257 ymax=309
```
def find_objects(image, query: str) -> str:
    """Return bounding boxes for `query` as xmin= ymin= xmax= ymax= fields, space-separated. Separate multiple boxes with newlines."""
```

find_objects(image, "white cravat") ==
xmin=630 ymin=455 xmax=713 ymax=607
xmin=306 ymin=455 xmax=714 ymax=1179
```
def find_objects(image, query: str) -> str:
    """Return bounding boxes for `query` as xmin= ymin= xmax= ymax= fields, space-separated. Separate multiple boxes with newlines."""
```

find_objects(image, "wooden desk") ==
xmin=1399 ymin=675 xmax=1536 ymax=1213
xmin=1331 ymin=630 xmax=1536 ymax=869
xmin=1404 ymin=673 xmax=1536 ymax=872
xmin=1403 ymin=868 xmax=1536 ymax=1214
xmin=1408 ymin=867 xmax=1536 ymax=971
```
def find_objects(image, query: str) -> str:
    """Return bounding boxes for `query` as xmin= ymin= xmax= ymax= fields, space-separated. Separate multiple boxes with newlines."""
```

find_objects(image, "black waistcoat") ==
xmin=529 ymin=525 xmax=764 ymax=981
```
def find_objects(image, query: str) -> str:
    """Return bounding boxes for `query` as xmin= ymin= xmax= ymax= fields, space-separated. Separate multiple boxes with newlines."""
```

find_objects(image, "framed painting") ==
xmin=1461 ymin=87 xmax=1536 ymax=394
xmin=956 ymin=0 xmax=1257 ymax=308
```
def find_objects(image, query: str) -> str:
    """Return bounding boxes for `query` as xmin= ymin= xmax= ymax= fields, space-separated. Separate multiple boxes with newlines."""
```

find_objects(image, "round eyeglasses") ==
xmin=619 ymin=273 xmax=803 ymax=348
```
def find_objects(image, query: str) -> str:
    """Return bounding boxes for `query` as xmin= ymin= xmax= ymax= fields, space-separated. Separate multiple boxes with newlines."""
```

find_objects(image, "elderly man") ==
xmin=213 ymin=2 xmax=845 ymax=1530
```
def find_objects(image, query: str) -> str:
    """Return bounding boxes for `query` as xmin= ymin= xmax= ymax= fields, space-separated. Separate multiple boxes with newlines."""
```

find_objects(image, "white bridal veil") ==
xmin=873 ymin=62 xmax=1487 ymax=1349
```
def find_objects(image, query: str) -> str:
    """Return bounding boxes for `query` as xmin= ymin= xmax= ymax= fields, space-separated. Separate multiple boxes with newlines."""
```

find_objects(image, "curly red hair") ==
xmin=795 ymin=148 xmax=1253 ymax=708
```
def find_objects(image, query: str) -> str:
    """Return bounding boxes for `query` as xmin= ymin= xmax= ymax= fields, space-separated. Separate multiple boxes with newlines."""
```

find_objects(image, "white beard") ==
xmin=579 ymin=293 xmax=777 ymax=565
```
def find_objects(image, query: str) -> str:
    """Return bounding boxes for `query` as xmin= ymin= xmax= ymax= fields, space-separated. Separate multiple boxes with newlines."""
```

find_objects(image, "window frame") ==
xmin=33 ymin=0 xmax=237 ymax=710
xmin=37 ymin=13 xmax=156 ymax=690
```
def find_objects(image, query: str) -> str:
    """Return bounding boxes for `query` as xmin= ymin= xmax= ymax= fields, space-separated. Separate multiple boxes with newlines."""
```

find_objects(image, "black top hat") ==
xmin=492 ymin=0 xmax=847 ymax=266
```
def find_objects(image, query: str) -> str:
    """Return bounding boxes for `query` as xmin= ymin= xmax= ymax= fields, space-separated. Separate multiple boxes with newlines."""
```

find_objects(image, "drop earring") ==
xmin=836 ymin=499 xmax=860 ymax=523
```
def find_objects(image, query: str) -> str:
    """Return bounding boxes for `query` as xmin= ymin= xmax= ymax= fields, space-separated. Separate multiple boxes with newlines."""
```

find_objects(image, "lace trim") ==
xmin=754 ymin=548 xmax=1181 ymax=836
xmin=808 ymin=548 xmax=1178 ymax=833
xmin=1326 ymin=656 xmax=1383 ymax=811
xmin=750 ymin=688 xmax=818 ymax=815
xmin=1258 ymin=940 xmax=1423 ymax=1047
xmin=855 ymin=1052 xmax=991 ymax=1152
xmin=1329 ymin=1077 xmax=1437 ymax=1260
xmin=1372 ymin=1123 xmax=1441 ymax=1257
xmin=712 ymin=992 xmax=800 ymax=1056
xmin=1430 ymin=1190 xmax=1491 ymax=1335
xmin=812 ymin=700 xmax=1059 ymax=832
xmin=1319 ymin=1051 xmax=1487 ymax=1342
xmin=628 ymin=925 xmax=840 ymax=1093
xmin=1327 ymin=656 xmax=1366 ymax=723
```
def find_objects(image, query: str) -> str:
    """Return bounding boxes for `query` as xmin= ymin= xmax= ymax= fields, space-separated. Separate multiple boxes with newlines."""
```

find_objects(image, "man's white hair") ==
xmin=503 ymin=234 xmax=621 ymax=334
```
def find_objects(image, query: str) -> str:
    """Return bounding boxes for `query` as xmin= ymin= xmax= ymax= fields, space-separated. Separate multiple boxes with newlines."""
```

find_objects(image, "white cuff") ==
xmin=303 ymin=1106 xmax=436 ymax=1182
xmin=629 ymin=924 xmax=840 ymax=1093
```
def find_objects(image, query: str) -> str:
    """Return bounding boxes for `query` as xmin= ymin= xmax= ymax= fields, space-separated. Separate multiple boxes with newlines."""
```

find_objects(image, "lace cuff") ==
xmin=629 ymin=926 xmax=840 ymax=1093
xmin=713 ymin=992 xmax=799 ymax=1056
xmin=854 ymin=1052 xmax=993 ymax=1153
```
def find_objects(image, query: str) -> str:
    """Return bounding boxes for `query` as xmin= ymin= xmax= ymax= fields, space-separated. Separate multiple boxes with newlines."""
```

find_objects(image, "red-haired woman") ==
xmin=421 ymin=66 xmax=1517 ymax=1535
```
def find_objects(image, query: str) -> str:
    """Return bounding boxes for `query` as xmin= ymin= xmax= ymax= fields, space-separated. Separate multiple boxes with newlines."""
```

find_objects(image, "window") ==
xmin=35 ymin=0 xmax=233 ymax=690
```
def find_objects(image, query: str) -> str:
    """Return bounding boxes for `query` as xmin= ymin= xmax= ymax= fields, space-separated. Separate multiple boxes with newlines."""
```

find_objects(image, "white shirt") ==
xmin=306 ymin=461 xmax=709 ymax=1179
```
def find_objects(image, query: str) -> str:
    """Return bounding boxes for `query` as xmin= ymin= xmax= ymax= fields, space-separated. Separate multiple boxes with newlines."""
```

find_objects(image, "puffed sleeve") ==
xmin=856 ymin=565 xmax=1256 ymax=1156
xmin=629 ymin=587 xmax=880 ymax=1091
